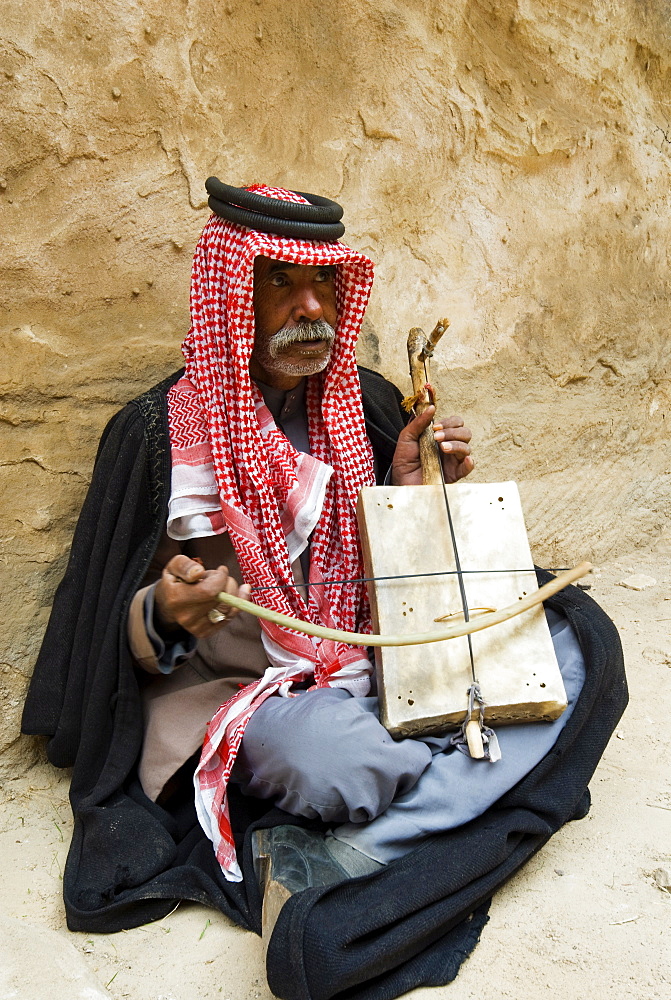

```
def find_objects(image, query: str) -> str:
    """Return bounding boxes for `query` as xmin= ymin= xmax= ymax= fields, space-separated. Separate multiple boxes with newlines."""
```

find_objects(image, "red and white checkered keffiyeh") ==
xmin=166 ymin=185 xmax=377 ymax=880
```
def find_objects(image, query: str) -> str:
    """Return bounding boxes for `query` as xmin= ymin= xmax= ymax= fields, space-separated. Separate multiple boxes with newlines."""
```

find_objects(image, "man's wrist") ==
xmin=153 ymin=602 xmax=185 ymax=638
xmin=143 ymin=584 xmax=197 ymax=675
xmin=147 ymin=586 xmax=189 ymax=642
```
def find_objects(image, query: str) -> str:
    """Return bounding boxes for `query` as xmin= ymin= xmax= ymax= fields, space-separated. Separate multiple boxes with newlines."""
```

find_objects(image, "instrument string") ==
xmin=437 ymin=462 xmax=477 ymax=686
xmin=426 ymin=360 xmax=478 ymax=688
xmin=251 ymin=566 xmax=544 ymax=593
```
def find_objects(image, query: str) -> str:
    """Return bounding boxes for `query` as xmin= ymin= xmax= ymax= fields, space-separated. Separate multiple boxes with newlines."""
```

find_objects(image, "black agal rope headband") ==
xmin=205 ymin=177 xmax=345 ymax=241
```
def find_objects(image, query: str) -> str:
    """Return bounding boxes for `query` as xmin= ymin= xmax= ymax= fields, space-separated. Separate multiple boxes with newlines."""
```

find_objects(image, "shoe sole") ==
xmin=252 ymin=828 xmax=293 ymax=955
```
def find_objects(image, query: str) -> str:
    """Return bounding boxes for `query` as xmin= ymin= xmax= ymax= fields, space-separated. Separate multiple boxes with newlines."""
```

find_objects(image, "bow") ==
xmin=215 ymin=560 xmax=592 ymax=647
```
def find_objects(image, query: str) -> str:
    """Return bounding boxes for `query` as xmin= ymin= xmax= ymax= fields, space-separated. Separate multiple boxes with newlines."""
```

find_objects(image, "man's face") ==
xmin=250 ymin=256 xmax=338 ymax=389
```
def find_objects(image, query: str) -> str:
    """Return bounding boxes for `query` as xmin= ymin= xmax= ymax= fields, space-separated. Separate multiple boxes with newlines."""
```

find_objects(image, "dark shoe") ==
xmin=252 ymin=825 xmax=349 ymax=948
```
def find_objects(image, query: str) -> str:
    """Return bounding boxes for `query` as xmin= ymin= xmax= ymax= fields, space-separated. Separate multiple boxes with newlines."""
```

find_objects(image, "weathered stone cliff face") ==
xmin=1 ymin=0 xmax=669 ymax=769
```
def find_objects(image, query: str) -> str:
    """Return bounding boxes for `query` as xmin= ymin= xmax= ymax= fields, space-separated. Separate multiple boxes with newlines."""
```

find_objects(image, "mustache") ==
xmin=268 ymin=319 xmax=336 ymax=357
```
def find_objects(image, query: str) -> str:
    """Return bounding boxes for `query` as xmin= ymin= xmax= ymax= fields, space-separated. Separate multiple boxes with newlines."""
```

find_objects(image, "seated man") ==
xmin=22 ymin=181 xmax=627 ymax=1000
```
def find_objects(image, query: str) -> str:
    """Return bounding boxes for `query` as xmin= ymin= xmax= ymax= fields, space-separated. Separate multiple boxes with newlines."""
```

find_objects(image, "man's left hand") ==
xmin=391 ymin=406 xmax=474 ymax=486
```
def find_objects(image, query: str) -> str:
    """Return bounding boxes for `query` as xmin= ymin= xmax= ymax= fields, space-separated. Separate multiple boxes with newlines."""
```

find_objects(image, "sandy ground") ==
xmin=0 ymin=545 xmax=669 ymax=1000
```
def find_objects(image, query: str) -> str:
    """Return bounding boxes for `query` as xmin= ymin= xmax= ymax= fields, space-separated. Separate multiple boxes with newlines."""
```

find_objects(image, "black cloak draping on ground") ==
xmin=22 ymin=366 xmax=627 ymax=1000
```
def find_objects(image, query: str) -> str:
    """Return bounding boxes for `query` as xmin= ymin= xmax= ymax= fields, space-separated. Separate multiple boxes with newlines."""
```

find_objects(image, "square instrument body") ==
xmin=356 ymin=481 xmax=567 ymax=740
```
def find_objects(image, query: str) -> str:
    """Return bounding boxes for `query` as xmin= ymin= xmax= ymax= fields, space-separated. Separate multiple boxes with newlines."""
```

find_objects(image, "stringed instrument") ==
xmin=357 ymin=320 xmax=573 ymax=755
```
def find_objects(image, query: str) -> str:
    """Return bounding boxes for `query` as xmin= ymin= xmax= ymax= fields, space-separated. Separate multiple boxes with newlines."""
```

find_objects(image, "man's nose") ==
xmin=291 ymin=286 xmax=323 ymax=324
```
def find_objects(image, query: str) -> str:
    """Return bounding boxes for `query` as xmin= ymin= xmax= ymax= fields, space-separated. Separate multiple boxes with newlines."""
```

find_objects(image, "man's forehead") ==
xmin=266 ymin=259 xmax=300 ymax=274
xmin=255 ymin=256 xmax=336 ymax=275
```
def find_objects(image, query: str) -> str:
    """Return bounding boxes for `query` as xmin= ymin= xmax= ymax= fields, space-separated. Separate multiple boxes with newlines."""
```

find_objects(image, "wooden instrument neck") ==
xmin=407 ymin=319 xmax=449 ymax=486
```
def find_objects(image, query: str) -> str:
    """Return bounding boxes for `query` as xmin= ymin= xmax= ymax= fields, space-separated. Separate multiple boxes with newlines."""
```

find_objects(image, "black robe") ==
xmin=22 ymin=366 xmax=627 ymax=1000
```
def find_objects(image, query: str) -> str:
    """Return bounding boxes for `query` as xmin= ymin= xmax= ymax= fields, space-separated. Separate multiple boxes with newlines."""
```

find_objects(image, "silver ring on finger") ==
xmin=207 ymin=606 xmax=232 ymax=624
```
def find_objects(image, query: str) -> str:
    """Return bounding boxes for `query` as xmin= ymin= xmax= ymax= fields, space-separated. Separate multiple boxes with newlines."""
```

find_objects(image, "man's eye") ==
xmin=269 ymin=274 xmax=288 ymax=287
xmin=315 ymin=268 xmax=335 ymax=282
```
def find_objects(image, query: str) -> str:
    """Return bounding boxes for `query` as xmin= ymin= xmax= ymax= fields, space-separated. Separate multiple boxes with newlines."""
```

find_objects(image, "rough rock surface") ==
xmin=1 ymin=2 xmax=669 ymax=775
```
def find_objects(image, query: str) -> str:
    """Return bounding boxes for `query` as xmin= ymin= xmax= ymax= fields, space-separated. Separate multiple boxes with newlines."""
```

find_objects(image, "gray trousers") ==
xmin=234 ymin=609 xmax=586 ymax=863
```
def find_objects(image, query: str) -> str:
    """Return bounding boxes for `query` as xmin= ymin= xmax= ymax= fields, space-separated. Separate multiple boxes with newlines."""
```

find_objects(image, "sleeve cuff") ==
xmin=128 ymin=584 xmax=197 ymax=674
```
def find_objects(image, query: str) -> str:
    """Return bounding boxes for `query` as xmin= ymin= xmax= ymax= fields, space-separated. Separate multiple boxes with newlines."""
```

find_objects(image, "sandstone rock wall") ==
xmin=1 ymin=0 xmax=669 ymax=769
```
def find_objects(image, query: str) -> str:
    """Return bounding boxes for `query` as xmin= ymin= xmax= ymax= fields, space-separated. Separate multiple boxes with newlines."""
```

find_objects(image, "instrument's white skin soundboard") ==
xmin=357 ymin=481 xmax=568 ymax=740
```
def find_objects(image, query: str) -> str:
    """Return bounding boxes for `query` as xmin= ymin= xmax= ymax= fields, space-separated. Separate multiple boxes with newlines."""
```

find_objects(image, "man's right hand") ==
xmin=154 ymin=555 xmax=252 ymax=639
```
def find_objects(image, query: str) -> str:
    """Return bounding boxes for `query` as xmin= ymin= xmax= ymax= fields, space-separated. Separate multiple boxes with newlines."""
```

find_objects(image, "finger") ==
xmin=439 ymin=439 xmax=472 ymax=456
xmin=456 ymin=456 xmax=476 ymax=479
xmin=434 ymin=426 xmax=472 ymax=444
xmin=205 ymin=573 xmax=251 ymax=627
xmin=213 ymin=574 xmax=238 ymax=617
xmin=192 ymin=565 xmax=234 ymax=601
xmin=402 ymin=405 xmax=436 ymax=440
xmin=217 ymin=576 xmax=252 ymax=620
xmin=447 ymin=455 xmax=476 ymax=482
xmin=433 ymin=415 xmax=465 ymax=430
xmin=203 ymin=606 xmax=233 ymax=630
xmin=165 ymin=567 xmax=232 ymax=620
xmin=164 ymin=554 xmax=207 ymax=584
xmin=433 ymin=417 xmax=471 ymax=442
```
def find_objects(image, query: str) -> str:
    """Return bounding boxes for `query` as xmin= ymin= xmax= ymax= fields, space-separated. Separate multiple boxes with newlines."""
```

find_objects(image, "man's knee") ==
xmin=234 ymin=688 xmax=432 ymax=823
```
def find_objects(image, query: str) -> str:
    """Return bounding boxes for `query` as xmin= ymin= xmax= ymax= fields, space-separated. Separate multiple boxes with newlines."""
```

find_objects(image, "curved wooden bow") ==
xmin=215 ymin=561 xmax=592 ymax=647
